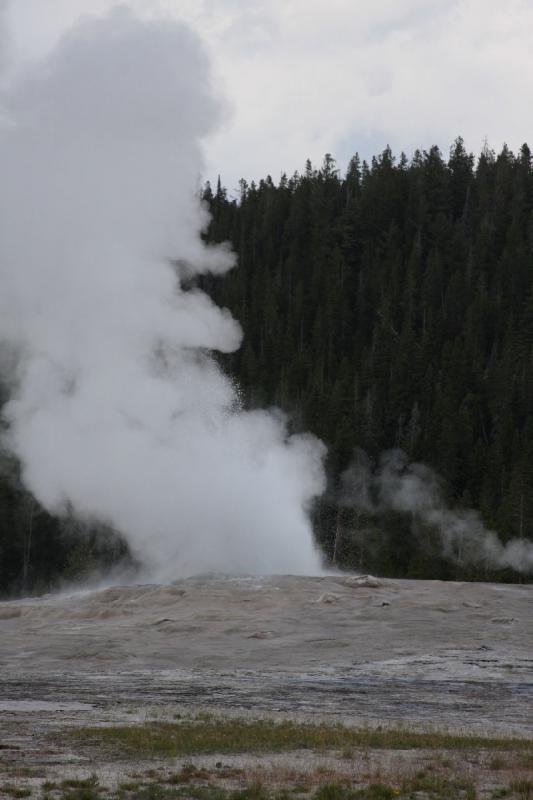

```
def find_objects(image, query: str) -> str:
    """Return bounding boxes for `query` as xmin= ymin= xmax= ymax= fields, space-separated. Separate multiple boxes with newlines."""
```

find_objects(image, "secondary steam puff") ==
xmin=0 ymin=10 xmax=326 ymax=579
xmin=342 ymin=449 xmax=533 ymax=573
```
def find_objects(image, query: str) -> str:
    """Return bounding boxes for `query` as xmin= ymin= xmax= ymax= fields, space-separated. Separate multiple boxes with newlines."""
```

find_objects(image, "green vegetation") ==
xmin=509 ymin=780 xmax=533 ymax=800
xmin=74 ymin=718 xmax=533 ymax=758
xmin=61 ymin=777 xmax=100 ymax=790
xmin=0 ymin=778 xmax=478 ymax=800
xmin=0 ymin=785 xmax=32 ymax=798
xmin=6 ymin=717 xmax=533 ymax=800
xmin=6 ymin=774 xmax=532 ymax=800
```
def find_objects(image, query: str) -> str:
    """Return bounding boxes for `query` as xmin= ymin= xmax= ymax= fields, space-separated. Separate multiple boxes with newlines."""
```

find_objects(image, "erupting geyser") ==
xmin=0 ymin=9 xmax=326 ymax=579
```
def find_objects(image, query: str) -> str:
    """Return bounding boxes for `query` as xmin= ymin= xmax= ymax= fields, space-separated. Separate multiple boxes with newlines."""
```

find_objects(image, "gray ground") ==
xmin=1 ymin=573 xmax=532 ymax=739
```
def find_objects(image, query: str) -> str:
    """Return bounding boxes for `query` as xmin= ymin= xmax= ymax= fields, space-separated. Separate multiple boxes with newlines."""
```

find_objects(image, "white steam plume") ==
xmin=342 ymin=449 xmax=533 ymax=574
xmin=0 ymin=9 xmax=326 ymax=580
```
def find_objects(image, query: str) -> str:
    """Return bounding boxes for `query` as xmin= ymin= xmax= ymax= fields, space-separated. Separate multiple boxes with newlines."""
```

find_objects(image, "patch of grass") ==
xmin=5 ymin=767 xmax=42 ymax=779
xmin=57 ymin=775 xmax=102 ymax=800
xmin=354 ymin=787 xmax=397 ymax=800
xmin=73 ymin=718 xmax=533 ymax=759
xmin=28 ymin=774 xmax=517 ymax=800
xmin=215 ymin=766 xmax=244 ymax=780
xmin=62 ymin=790 xmax=101 ymax=800
xmin=60 ymin=776 xmax=99 ymax=790
xmin=308 ymin=774 xmax=476 ymax=800
xmin=307 ymin=785 xmax=398 ymax=800
xmin=398 ymin=772 xmax=477 ymax=799
xmin=314 ymin=786 xmax=353 ymax=800
xmin=116 ymin=777 xmax=482 ymax=800
xmin=0 ymin=786 xmax=32 ymax=798
xmin=167 ymin=764 xmax=211 ymax=785
xmin=510 ymin=779 xmax=533 ymax=800
xmin=518 ymin=751 xmax=533 ymax=768
xmin=132 ymin=787 xmax=178 ymax=800
xmin=187 ymin=787 xmax=231 ymax=800
xmin=230 ymin=785 xmax=269 ymax=800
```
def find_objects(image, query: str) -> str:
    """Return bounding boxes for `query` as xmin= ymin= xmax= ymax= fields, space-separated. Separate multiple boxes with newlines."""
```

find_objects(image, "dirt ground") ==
xmin=1 ymin=574 xmax=533 ymax=797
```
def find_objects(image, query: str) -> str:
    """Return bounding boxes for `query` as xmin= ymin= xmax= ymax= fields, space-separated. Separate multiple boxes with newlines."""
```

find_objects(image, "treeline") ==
xmin=201 ymin=140 xmax=533 ymax=580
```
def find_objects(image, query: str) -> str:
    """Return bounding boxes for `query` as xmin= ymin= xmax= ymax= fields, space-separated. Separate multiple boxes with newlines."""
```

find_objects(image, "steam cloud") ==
xmin=0 ymin=9 xmax=326 ymax=579
xmin=342 ymin=449 xmax=533 ymax=573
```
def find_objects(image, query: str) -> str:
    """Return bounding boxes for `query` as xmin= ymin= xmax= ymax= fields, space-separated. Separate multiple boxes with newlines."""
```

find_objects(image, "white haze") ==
xmin=342 ymin=449 xmax=533 ymax=574
xmin=0 ymin=8 xmax=326 ymax=580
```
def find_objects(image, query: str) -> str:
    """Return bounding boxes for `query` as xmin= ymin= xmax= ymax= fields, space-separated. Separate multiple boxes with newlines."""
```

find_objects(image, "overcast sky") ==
xmin=4 ymin=0 xmax=533 ymax=192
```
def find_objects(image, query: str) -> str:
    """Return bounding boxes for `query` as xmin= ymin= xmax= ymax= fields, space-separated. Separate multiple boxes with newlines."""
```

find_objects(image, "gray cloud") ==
xmin=6 ymin=1 xmax=533 ymax=186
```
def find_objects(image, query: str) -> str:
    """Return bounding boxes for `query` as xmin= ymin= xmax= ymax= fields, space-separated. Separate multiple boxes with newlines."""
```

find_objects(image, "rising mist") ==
xmin=341 ymin=449 xmax=533 ymax=574
xmin=0 ymin=9 xmax=326 ymax=580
